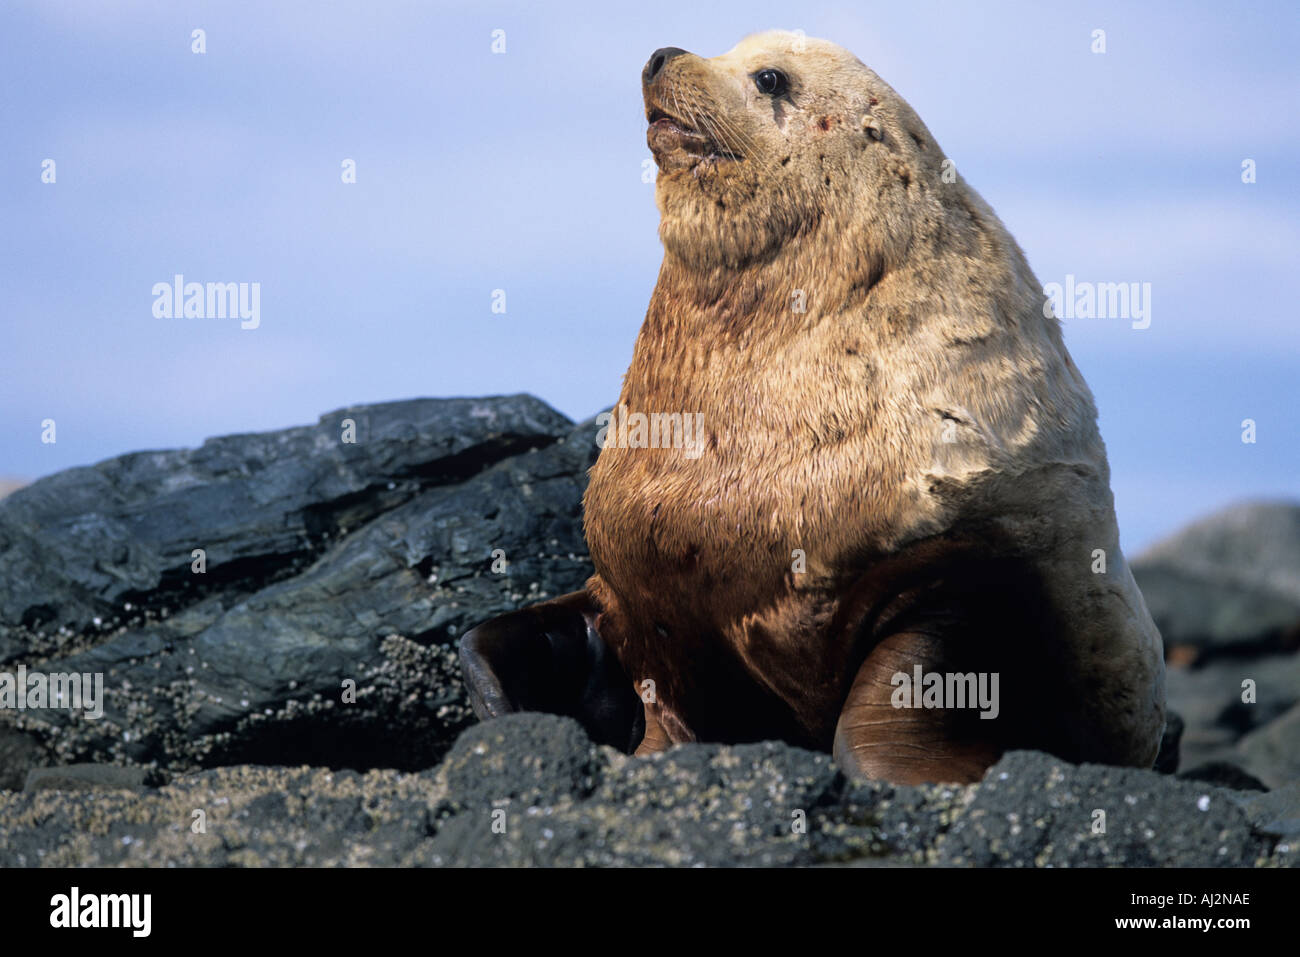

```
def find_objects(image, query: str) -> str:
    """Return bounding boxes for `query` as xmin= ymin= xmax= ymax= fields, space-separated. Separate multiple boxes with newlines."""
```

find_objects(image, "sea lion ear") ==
xmin=860 ymin=114 xmax=884 ymax=141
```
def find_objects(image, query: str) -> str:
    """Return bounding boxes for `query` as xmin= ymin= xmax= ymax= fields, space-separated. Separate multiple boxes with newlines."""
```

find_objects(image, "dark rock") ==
xmin=433 ymin=714 xmax=603 ymax=813
xmin=932 ymin=751 xmax=1272 ymax=867
xmin=0 ymin=716 xmax=900 ymax=868
xmin=1164 ymin=653 xmax=1300 ymax=772
xmin=426 ymin=714 xmax=907 ymax=867
xmin=0 ymin=764 xmax=449 ymax=867
xmin=1132 ymin=501 xmax=1300 ymax=657
xmin=0 ymin=726 xmax=45 ymax=790
xmin=0 ymin=395 xmax=571 ymax=659
xmin=1236 ymin=703 xmax=1300 ymax=789
xmin=1237 ymin=783 xmax=1300 ymax=842
xmin=1177 ymin=761 xmax=1268 ymax=792
xmin=1153 ymin=711 xmax=1183 ymax=774
xmin=0 ymin=397 xmax=600 ymax=775
xmin=0 ymin=716 xmax=1290 ymax=867
xmin=24 ymin=764 xmax=147 ymax=793
xmin=1163 ymin=660 xmax=1295 ymax=781
xmin=1 ymin=397 xmax=1296 ymax=867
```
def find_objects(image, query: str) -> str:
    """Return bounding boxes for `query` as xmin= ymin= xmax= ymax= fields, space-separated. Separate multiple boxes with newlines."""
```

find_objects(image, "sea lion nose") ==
xmin=643 ymin=47 xmax=688 ymax=87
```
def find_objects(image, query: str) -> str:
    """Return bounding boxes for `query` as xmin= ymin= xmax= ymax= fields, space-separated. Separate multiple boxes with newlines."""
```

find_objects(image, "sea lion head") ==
xmin=642 ymin=30 xmax=943 ymax=272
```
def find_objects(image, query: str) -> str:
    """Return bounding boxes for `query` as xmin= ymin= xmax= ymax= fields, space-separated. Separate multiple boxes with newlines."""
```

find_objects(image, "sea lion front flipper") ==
xmin=632 ymin=699 xmax=673 ymax=756
xmin=832 ymin=627 xmax=1003 ymax=786
xmin=458 ymin=590 xmax=644 ymax=753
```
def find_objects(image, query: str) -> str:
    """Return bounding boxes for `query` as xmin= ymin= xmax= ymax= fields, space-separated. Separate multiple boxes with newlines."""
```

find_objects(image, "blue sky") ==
xmin=1 ymin=0 xmax=1296 ymax=552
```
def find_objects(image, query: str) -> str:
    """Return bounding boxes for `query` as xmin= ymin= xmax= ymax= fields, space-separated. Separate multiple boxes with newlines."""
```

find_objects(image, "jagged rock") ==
xmin=426 ymin=714 xmax=903 ymax=867
xmin=931 ymin=750 xmax=1276 ymax=867
xmin=0 ymin=397 xmax=600 ymax=775
xmin=0 ymin=395 xmax=572 ymax=657
xmin=1236 ymin=704 xmax=1300 ymax=790
xmin=1132 ymin=502 xmax=1300 ymax=657
xmin=0 ymin=715 xmax=1289 ymax=868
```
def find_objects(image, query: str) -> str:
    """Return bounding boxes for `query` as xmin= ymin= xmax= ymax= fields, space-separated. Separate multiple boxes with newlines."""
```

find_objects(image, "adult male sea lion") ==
xmin=460 ymin=31 xmax=1166 ymax=785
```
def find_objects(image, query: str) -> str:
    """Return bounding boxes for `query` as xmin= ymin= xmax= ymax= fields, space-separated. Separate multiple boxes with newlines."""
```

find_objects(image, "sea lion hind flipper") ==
xmin=458 ymin=590 xmax=644 ymax=753
xmin=831 ymin=627 xmax=1004 ymax=786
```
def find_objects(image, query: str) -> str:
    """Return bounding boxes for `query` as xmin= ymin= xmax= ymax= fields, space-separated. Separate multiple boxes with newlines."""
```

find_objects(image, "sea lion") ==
xmin=460 ymin=31 xmax=1166 ymax=785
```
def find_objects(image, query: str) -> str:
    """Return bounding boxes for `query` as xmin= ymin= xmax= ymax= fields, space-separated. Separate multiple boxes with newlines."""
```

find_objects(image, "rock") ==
xmin=2 ymin=397 xmax=1297 ymax=867
xmin=1153 ymin=711 xmax=1183 ymax=774
xmin=0 ymin=726 xmax=45 ymax=790
xmin=0 ymin=395 xmax=571 ymax=659
xmin=1177 ymin=762 xmax=1268 ymax=792
xmin=932 ymin=750 xmax=1273 ymax=867
xmin=433 ymin=713 xmax=604 ymax=812
xmin=1236 ymin=703 xmax=1300 ymax=790
xmin=1237 ymin=782 xmax=1300 ymax=841
xmin=1163 ymin=653 xmax=1300 ymax=770
xmin=0 ymin=716 xmax=1289 ymax=867
xmin=0 ymin=397 xmax=601 ymax=775
xmin=1132 ymin=502 xmax=1300 ymax=658
xmin=0 ymin=763 xmax=451 ymax=867
xmin=24 ymin=764 xmax=148 ymax=793
xmin=426 ymin=714 xmax=913 ymax=867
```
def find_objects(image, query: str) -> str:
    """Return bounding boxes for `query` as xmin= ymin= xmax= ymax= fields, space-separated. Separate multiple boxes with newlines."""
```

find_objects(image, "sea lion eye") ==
xmin=753 ymin=69 xmax=788 ymax=96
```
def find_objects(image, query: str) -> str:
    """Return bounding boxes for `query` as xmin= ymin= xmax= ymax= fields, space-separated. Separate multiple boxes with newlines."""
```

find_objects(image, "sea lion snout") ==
xmin=641 ymin=46 xmax=747 ymax=173
xmin=642 ymin=46 xmax=689 ymax=88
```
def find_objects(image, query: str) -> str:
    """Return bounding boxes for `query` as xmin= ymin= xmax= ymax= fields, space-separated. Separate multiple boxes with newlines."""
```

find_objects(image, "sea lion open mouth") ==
xmin=646 ymin=104 xmax=740 ymax=168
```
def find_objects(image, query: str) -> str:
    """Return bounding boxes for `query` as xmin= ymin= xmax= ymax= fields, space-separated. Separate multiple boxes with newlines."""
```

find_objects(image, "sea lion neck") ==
xmin=652 ymin=225 xmax=884 ymax=341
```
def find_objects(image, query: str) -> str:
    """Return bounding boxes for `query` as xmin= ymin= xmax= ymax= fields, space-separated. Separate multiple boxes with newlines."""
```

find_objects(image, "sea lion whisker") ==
xmin=682 ymin=90 xmax=749 ymax=164
xmin=697 ymin=97 xmax=748 ymax=153
xmin=689 ymin=90 xmax=766 ymax=168
xmin=679 ymin=87 xmax=733 ymax=152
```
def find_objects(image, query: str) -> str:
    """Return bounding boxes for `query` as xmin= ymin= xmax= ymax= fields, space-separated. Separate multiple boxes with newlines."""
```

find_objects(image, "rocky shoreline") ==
xmin=1 ymin=396 xmax=1296 ymax=866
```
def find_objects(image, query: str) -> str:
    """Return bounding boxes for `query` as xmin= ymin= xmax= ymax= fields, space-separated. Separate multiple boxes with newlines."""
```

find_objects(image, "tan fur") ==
xmin=582 ymin=32 xmax=1165 ymax=771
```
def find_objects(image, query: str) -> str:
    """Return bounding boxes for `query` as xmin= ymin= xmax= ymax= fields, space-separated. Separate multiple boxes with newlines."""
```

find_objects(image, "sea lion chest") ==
xmin=583 ymin=310 xmax=898 ymax=636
